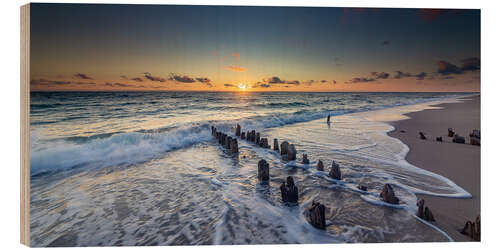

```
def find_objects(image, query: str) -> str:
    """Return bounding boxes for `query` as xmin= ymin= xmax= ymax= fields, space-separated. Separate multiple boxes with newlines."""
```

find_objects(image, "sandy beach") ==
xmin=388 ymin=95 xmax=480 ymax=241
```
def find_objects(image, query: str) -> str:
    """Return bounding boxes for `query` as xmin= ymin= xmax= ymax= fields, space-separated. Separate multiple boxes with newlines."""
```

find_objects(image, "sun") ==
xmin=238 ymin=83 xmax=248 ymax=91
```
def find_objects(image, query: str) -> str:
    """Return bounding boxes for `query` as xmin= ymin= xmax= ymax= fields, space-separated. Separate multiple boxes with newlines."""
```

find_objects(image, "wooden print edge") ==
xmin=20 ymin=3 xmax=30 ymax=247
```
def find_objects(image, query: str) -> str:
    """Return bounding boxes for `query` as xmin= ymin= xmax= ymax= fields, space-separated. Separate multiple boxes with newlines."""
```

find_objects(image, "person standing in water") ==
xmin=327 ymin=114 xmax=331 ymax=124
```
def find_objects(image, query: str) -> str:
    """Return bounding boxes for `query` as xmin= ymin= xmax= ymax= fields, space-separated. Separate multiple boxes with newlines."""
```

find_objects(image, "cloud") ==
xmin=131 ymin=77 xmax=143 ymax=82
xmin=393 ymin=71 xmax=412 ymax=79
xmin=345 ymin=77 xmax=376 ymax=84
xmin=305 ymin=80 xmax=316 ymax=86
xmin=224 ymin=65 xmax=247 ymax=72
xmin=437 ymin=61 xmax=462 ymax=75
xmin=414 ymin=72 xmax=427 ymax=80
xmin=120 ymin=75 xmax=128 ymax=79
xmin=143 ymin=72 xmax=166 ymax=82
xmin=232 ymin=52 xmax=240 ymax=61
xmin=104 ymin=82 xmax=141 ymax=88
xmin=461 ymin=57 xmax=480 ymax=72
xmin=196 ymin=77 xmax=211 ymax=83
xmin=74 ymin=73 xmax=93 ymax=80
xmin=31 ymin=78 xmax=96 ymax=86
xmin=418 ymin=9 xmax=445 ymax=21
xmin=252 ymin=82 xmax=272 ymax=88
xmin=320 ymin=80 xmax=328 ymax=83
xmin=224 ymin=83 xmax=236 ymax=88
xmin=168 ymin=74 xmax=196 ymax=83
xmin=332 ymin=80 xmax=337 ymax=84
xmin=286 ymin=80 xmax=300 ymax=85
xmin=265 ymin=76 xmax=285 ymax=84
xmin=382 ymin=41 xmax=391 ymax=46
xmin=371 ymin=72 xmax=390 ymax=79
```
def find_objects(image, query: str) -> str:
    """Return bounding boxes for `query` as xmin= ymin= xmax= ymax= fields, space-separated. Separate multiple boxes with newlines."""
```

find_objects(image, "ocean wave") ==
xmin=30 ymin=94 xmax=470 ymax=177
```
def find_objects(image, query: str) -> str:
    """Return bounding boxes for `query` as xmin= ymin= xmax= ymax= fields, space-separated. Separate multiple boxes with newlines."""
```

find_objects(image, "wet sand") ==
xmin=388 ymin=95 xmax=480 ymax=241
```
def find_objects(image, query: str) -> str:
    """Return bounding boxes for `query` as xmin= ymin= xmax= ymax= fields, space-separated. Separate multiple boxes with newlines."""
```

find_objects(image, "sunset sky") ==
xmin=30 ymin=4 xmax=480 ymax=92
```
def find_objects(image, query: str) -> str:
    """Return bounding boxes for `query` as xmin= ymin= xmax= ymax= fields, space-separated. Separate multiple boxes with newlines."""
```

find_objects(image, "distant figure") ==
xmin=326 ymin=114 xmax=331 ymax=124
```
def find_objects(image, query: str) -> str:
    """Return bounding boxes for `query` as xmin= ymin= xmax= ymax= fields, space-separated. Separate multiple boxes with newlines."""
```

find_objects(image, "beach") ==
xmin=29 ymin=92 xmax=476 ymax=246
xmin=388 ymin=95 xmax=480 ymax=241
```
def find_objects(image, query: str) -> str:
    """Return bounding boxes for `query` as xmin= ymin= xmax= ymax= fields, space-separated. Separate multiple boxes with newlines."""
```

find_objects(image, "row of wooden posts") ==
xmin=210 ymin=123 xmax=439 ymax=231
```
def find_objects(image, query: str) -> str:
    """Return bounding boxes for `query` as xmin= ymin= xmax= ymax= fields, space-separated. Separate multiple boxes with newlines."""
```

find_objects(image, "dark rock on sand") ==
xmin=257 ymin=159 xmax=270 ymax=182
xmin=453 ymin=134 xmax=465 ymax=144
xmin=302 ymin=154 xmax=309 ymax=164
xmin=448 ymin=128 xmax=455 ymax=137
xmin=316 ymin=159 xmax=324 ymax=171
xmin=461 ymin=215 xmax=480 ymax=241
xmin=419 ymin=132 xmax=427 ymax=140
xmin=357 ymin=185 xmax=368 ymax=191
xmin=287 ymin=144 xmax=297 ymax=161
xmin=436 ymin=136 xmax=443 ymax=142
xmin=273 ymin=138 xmax=279 ymax=151
xmin=470 ymin=137 xmax=480 ymax=146
xmin=328 ymin=160 xmax=342 ymax=180
xmin=280 ymin=141 xmax=289 ymax=155
xmin=469 ymin=129 xmax=480 ymax=139
xmin=235 ymin=124 xmax=241 ymax=136
xmin=306 ymin=201 xmax=326 ymax=230
xmin=469 ymin=129 xmax=480 ymax=146
xmin=241 ymin=132 xmax=246 ymax=140
xmin=280 ymin=176 xmax=299 ymax=204
xmin=416 ymin=199 xmax=435 ymax=222
xmin=379 ymin=184 xmax=399 ymax=204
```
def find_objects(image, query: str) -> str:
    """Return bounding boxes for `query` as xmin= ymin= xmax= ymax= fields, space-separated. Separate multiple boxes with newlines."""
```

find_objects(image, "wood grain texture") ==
xmin=20 ymin=3 xmax=30 ymax=246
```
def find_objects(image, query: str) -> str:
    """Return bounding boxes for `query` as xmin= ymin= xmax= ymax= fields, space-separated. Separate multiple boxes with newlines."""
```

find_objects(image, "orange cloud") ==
xmin=224 ymin=65 xmax=247 ymax=72
xmin=232 ymin=52 xmax=240 ymax=61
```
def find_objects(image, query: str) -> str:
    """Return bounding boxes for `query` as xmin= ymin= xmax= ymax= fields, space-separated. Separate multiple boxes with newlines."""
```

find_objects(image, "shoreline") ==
xmin=388 ymin=95 xmax=480 ymax=241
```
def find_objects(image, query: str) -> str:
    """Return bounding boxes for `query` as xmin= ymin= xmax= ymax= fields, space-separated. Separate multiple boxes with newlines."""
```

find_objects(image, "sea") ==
xmin=29 ymin=92 xmax=474 ymax=246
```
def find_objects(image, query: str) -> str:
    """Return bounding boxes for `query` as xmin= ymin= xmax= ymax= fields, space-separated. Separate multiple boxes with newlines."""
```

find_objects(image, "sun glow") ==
xmin=238 ymin=83 xmax=248 ymax=91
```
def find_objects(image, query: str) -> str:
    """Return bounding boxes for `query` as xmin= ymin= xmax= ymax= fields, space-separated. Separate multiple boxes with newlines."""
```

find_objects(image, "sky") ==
xmin=30 ymin=4 xmax=480 ymax=92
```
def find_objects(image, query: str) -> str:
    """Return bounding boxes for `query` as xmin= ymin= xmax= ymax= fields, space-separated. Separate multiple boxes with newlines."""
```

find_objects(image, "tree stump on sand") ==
xmin=255 ymin=132 xmax=260 ymax=145
xmin=257 ymin=159 xmax=270 ymax=182
xmin=280 ymin=176 xmax=299 ymax=204
xmin=287 ymin=144 xmax=297 ymax=161
xmin=302 ymin=154 xmax=309 ymax=164
xmin=241 ymin=132 xmax=246 ymax=140
xmin=379 ymin=184 xmax=399 ymax=204
xmin=461 ymin=215 xmax=480 ymax=241
xmin=328 ymin=160 xmax=342 ymax=180
xmin=306 ymin=201 xmax=326 ymax=230
xmin=235 ymin=124 xmax=241 ymax=136
xmin=230 ymin=138 xmax=239 ymax=153
xmin=416 ymin=199 xmax=435 ymax=222
xmin=259 ymin=138 xmax=269 ymax=148
xmin=317 ymin=159 xmax=324 ymax=171
xmin=280 ymin=141 xmax=289 ymax=155
xmin=273 ymin=139 xmax=279 ymax=151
